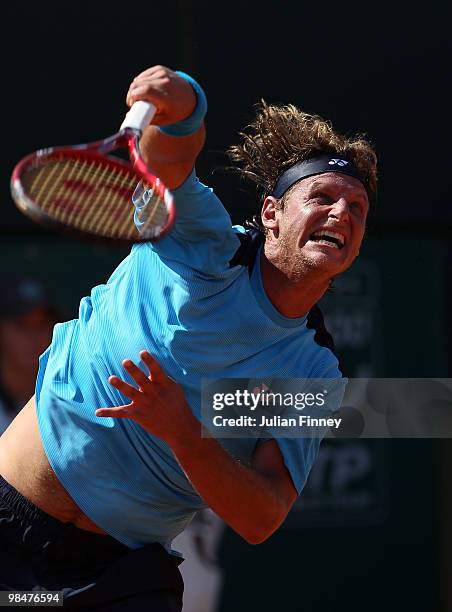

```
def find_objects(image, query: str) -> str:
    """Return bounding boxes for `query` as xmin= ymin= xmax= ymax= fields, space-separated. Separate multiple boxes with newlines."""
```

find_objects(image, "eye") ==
xmin=350 ymin=201 xmax=366 ymax=215
xmin=312 ymin=192 xmax=333 ymax=204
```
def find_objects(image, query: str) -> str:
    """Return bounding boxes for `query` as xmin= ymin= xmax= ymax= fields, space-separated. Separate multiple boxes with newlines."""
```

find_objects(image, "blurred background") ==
xmin=2 ymin=1 xmax=451 ymax=610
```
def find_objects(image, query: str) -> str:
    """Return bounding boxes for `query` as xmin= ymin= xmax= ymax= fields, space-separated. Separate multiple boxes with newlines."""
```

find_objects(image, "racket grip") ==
xmin=120 ymin=101 xmax=156 ymax=133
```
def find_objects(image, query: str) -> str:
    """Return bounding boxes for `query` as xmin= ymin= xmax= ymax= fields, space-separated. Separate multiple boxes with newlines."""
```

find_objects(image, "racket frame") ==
xmin=11 ymin=126 xmax=175 ymax=244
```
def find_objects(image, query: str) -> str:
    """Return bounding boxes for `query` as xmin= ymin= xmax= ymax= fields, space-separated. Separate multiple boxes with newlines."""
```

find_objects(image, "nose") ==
xmin=329 ymin=197 xmax=350 ymax=222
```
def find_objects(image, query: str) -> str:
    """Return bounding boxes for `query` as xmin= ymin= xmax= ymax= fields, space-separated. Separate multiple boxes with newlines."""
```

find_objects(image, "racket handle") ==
xmin=120 ymin=101 xmax=156 ymax=133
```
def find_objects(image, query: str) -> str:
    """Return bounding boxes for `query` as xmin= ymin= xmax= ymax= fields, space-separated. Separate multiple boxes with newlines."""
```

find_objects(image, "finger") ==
xmin=108 ymin=375 xmax=142 ymax=402
xmin=128 ymin=79 xmax=169 ymax=102
xmin=140 ymin=351 xmax=167 ymax=383
xmin=133 ymin=65 xmax=172 ymax=81
xmin=131 ymin=73 xmax=169 ymax=89
xmin=127 ymin=85 xmax=161 ymax=108
xmin=129 ymin=73 xmax=168 ymax=91
xmin=95 ymin=405 xmax=131 ymax=419
xmin=122 ymin=359 xmax=153 ymax=390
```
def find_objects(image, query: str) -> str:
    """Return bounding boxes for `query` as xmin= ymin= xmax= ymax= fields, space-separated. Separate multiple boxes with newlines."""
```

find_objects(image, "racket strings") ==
xmin=21 ymin=157 xmax=169 ymax=240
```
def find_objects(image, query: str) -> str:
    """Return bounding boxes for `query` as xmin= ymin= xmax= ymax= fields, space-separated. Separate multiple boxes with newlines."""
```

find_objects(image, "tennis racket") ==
xmin=10 ymin=101 xmax=175 ymax=243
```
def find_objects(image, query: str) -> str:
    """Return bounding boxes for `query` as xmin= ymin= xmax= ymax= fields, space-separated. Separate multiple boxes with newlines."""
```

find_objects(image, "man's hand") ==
xmin=126 ymin=65 xmax=205 ymax=189
xmin=96 ymin=351 xmax=297 ymax=544
xmin=126 ymin=65 xmax=197 ymax=127
xmin=95 ymin=350 xmax=195 ymax=447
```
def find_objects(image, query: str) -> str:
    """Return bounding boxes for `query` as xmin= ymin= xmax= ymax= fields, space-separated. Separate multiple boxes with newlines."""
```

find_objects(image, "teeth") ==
xmin=316 ymin=239 xmax=339 ymax=249
xmin=311 ymin=230 xmax=345 ymax=247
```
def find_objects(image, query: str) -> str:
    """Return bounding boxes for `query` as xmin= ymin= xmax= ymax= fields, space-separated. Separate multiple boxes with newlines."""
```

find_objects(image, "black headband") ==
xmin=272 ymin=154 xmax=367 ymax=199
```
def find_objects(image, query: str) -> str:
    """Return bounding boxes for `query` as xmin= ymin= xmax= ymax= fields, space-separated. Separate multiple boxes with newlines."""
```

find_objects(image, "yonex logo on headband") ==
xmin=271 ymin=153 xmax=367 ymax=199
xmin=328 ymin=159 xmax=349 ymax=167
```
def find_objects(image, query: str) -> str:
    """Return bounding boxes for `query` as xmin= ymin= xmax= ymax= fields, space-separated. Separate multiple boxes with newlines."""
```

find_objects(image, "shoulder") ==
xmin=228 ymin=226 xmax=265 ymax=272
xmin=306 ymin=304 xmax=335 ymax=352
xmin=304 ymin=304 xmax=344 ymax=377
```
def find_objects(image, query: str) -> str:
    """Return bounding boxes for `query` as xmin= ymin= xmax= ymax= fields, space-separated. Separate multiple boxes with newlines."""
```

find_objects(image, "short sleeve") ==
xmin=272 ymin=358 xmax=346 ymax=495
xmin=275 ymin=435 xmax=322 ymax=495
xmin=133 ymin=170 xmax=241 ymax=277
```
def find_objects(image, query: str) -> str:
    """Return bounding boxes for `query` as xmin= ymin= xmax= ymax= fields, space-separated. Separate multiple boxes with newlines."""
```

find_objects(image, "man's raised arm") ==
xmin=126 ymin=65 xmax=206 ymax=190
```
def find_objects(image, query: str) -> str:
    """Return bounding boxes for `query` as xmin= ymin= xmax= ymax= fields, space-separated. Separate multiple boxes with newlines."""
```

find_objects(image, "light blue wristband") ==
xmin=159 ymin=71 xmax=207 ymax=136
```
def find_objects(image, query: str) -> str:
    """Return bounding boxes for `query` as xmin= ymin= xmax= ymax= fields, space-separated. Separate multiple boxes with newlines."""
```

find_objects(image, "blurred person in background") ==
xmin=0 ymin=276 xmax=60 ymax=434
xmin=173 ymin=509 xmax=225 ymax=612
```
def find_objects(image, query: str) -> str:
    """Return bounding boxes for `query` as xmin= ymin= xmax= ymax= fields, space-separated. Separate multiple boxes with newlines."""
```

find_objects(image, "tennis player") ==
xmin=0 ymin=66 xmax=377 ymax=610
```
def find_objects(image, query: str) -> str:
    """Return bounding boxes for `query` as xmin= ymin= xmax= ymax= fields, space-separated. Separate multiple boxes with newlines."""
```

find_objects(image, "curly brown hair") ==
xmin=227 ymin=100 xmax=378 ymax=211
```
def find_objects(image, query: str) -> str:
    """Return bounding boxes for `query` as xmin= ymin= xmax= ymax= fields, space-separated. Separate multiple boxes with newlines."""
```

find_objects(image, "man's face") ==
xmin=262 ymin=172 xmax=369 ymax=281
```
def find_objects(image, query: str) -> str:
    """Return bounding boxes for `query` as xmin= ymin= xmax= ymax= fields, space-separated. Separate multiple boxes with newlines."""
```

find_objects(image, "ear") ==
xmin=261 ymin=196 xmax=281 ymax=235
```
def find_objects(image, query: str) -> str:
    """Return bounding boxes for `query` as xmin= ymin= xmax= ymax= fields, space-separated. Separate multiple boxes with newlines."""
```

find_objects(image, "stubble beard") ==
xmin=277 ymin=235 xmax=333 ymax=284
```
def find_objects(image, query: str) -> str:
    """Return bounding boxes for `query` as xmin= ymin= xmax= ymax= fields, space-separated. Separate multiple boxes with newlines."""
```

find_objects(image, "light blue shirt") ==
xmin=36 ymin=170 xmax=342 ymax=550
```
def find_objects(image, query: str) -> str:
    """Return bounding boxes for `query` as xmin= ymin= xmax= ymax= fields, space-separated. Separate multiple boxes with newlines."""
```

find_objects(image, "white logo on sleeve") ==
xmin=329 ymin=159 xmax=349 ymax=167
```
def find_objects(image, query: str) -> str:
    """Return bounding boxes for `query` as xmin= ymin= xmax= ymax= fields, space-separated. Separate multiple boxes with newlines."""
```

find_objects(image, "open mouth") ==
xmin=308 ymin=230 xmax=345 ymax=250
